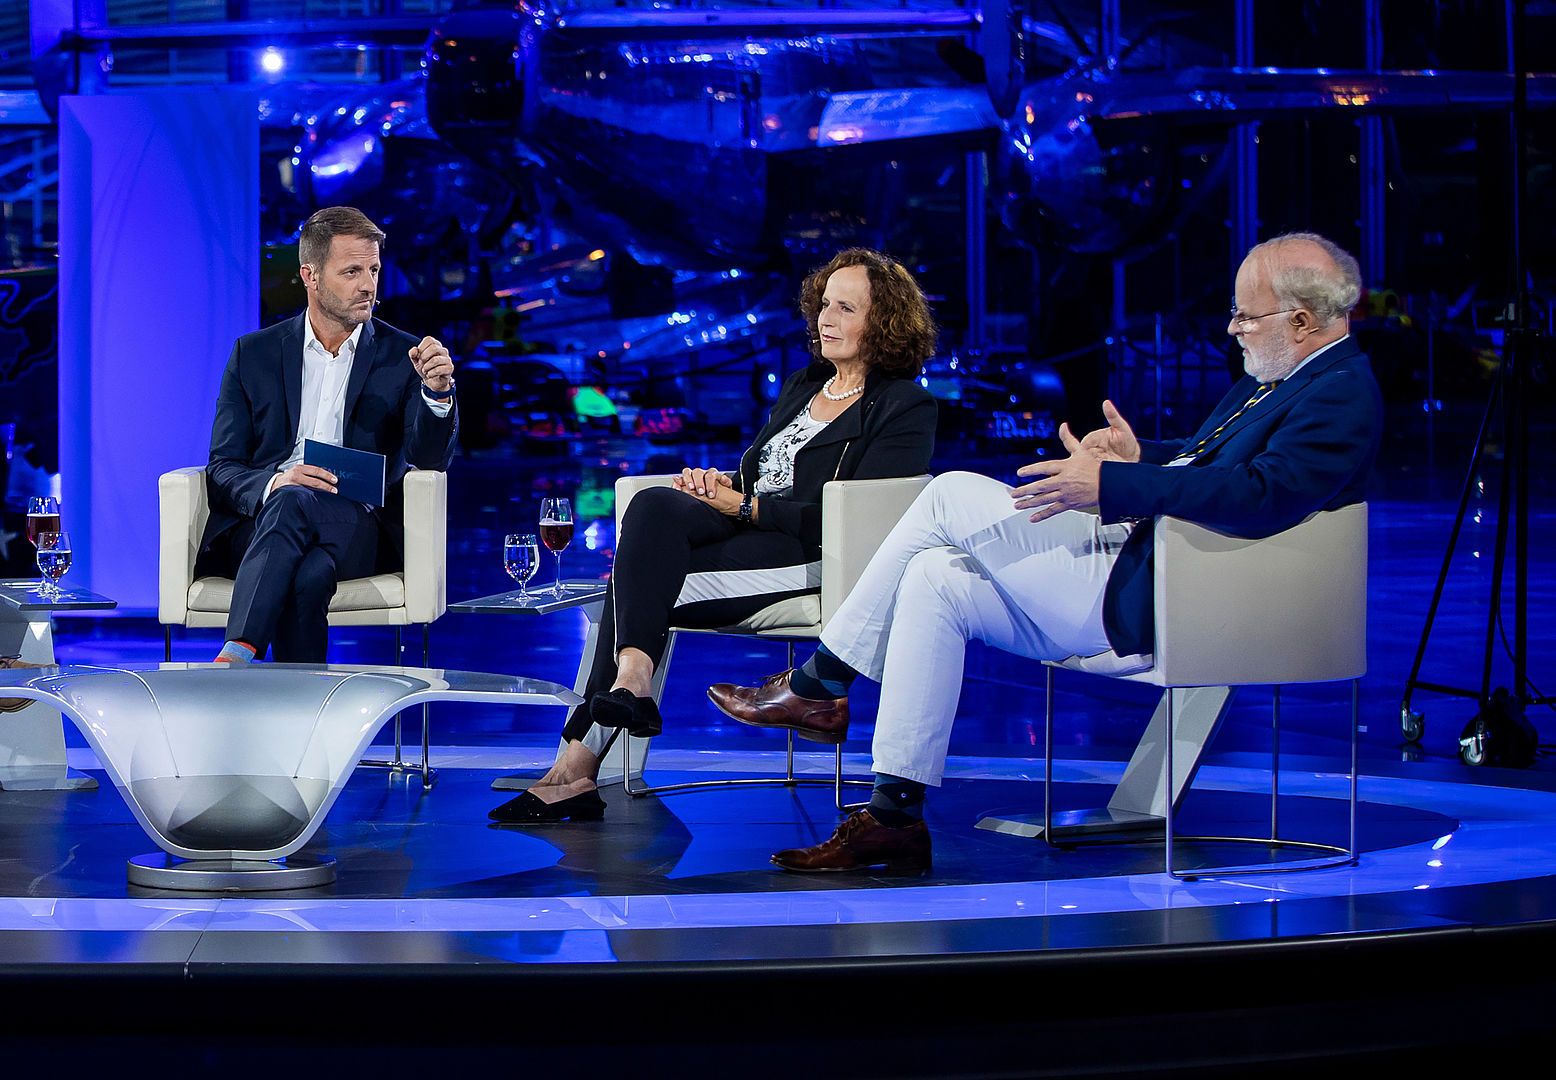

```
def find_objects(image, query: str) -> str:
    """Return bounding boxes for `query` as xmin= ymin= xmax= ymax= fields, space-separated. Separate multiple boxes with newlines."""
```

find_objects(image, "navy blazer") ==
xmin=1096 ymin=336 xmax=1381 ymax=656
xmin=201 ymin=313 xmax=458 ymax=570
xmin=735 ymin=361 xmax=937 ymax=555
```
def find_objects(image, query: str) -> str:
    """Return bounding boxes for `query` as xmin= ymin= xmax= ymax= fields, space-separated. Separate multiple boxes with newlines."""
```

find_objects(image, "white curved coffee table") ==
xmin=0 ymin=662 xmax=580 ymax=890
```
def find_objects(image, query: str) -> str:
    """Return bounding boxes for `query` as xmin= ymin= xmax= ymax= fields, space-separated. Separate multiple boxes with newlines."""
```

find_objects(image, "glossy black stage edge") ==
xmin=2 ymin=920 xmax=1553 ymax=1076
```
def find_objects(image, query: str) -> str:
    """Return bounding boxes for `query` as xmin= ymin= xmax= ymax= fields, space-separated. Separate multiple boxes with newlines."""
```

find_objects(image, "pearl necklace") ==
xmin=821 ymin=376 xmax=864 ymax=401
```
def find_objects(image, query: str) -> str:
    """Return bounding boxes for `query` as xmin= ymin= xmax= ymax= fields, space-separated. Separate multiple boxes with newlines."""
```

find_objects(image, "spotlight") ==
xmin=261 ymin=48 xmax=284 ymax=75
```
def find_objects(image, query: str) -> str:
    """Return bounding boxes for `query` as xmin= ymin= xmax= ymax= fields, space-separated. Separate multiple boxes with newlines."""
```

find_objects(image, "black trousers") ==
xmin=561 ymin=486 xmax=812 ymax=742
xmin=222 ymin=486 xmax=379 ymax=662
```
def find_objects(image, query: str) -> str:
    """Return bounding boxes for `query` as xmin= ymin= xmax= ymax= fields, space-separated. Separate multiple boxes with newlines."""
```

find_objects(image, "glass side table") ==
xmin=447 ymin=581 xmax=645 ymax=790
xmin=0 ymin=579 xmax=116 ymax=791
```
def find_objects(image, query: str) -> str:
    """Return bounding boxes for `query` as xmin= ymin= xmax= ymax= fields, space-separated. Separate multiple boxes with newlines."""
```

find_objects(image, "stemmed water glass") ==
xmin=504 ymin=533 xmax=541 ymax=602
xmin=538 ymin=497 xmax=574 ymax=597
xmin=35 ymin=531 xmax=71 ymax=599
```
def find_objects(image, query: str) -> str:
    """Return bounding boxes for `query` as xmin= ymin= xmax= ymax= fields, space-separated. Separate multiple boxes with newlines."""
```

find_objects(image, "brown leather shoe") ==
xmin=707 ymin=669 xmax=849 ymax=744
xmin=771 ymin=810 xmax=931 ymax=874
xmin=0 ymin=657 xmax=46 ymax=713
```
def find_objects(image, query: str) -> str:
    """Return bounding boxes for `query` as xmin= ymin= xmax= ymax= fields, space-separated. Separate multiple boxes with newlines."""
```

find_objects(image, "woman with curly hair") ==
xmin=491 ymin=248 xmax=938 ymax=823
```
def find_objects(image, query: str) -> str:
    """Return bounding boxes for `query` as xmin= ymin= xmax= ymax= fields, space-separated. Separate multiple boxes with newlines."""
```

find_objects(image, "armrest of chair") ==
xmin=820 ymin=474 xmax=932 ymax=625
xmin=1153 ymin=502 xmax=1368 ymax=686
xmin=158 ymin=467 xmax=209 ymax=624
xmin=402 ymin=469 xmax=448 ymax=623
xmin=615 ymin=474 xmax=677 ymax=529
xmin=613 ymin=472 xmax=932 ymax=625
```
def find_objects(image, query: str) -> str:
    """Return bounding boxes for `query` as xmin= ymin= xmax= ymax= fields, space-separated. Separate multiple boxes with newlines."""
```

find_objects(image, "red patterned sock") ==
xmin=215 ymin=640 xmax=257 ymax=663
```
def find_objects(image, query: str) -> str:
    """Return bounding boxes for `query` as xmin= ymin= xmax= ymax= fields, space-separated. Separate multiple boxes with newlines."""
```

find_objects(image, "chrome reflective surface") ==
xmin=126 ymin=852 xmax=338 ymax=892
xmin=0 ymin=663 xmax=580 ymax=863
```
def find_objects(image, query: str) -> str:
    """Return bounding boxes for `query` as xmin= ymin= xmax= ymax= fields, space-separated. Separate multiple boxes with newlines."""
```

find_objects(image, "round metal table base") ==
xmin=126 ymin=852 xmax=337 ymax=891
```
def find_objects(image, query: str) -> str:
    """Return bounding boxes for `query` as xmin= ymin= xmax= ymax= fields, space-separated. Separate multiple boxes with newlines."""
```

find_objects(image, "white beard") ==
xmin=1243 ymin=335 xmax=1299 ymax=382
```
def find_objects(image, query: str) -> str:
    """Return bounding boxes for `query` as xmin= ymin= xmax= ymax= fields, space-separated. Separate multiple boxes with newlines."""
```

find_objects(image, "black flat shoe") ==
xmin=589 ymin=688 xmax=663 ymax=738
xmin=488 ymin=788 xmax=606 ymax=823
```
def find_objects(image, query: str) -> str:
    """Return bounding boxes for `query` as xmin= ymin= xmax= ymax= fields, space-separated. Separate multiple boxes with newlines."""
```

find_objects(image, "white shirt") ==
xmin=298 ymin=318 xmax=360 ymax=452
xmin=265 ymin=317 xmax=453 ymax=499
xmin=1279 ymin=333 xmax=1347 ymax=384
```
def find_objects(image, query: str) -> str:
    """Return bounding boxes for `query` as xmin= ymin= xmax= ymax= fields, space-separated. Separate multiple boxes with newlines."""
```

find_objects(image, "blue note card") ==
xmin=304 ymin=440 xmax=387 ymax=507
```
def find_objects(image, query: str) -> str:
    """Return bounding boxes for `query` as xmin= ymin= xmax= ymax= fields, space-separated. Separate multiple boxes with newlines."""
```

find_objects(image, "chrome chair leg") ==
xmin=1043 ymin=664 xmax=1055 ymax=843
xmin=1164 ymin=687 xmax=1177 ymax=875
xmin=1035 ymin=672 xmax=1358 ymax=878
xmin=622 ymin=639 xmax=867 ymax=810
xmin=1169 ymin=681 xmax=1359 ymax=881
xmin=358 ymin=624 xmax=436 ymax=787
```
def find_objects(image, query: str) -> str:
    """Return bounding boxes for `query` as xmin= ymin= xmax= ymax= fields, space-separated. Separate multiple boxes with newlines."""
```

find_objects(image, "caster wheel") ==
xmin=1459 ymin=719 xmax=1488 ymax=766
xmin=1401 ymin=705 xmax=1425 ymax=743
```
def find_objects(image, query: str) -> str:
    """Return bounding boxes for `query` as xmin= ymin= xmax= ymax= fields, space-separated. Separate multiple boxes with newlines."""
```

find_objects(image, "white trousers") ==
xmin=820 ymin=471 xmax=1135 ymax=786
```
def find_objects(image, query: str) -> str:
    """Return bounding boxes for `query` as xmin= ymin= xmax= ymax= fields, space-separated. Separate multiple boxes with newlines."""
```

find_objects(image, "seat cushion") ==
xmin=185 ymin=577 xmax=237 ymax=613
xmin=1051 ymin=649 xmax=1156 ymax=679
xmin=734 ymin=594 xmax=821 ymax=632
xmin=672 ymin=594 xmax=821 ymax=638
xmin=329 ymin=573 xmax=407 ymax=611
xmin=187 ymin=573 xmax=406 ymax=613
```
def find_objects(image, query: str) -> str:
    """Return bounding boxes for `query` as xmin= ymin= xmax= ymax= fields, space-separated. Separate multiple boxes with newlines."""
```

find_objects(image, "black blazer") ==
xmin=201 ymin=313 xmax=459 ymax=570
xmin=735 ymin=361 xmax=937 ymax=555
xmin=1097 ymin=336 xmax=1381 ymax=656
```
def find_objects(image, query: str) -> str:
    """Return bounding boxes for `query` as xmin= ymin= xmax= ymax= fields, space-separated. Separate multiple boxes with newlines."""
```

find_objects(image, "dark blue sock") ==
xmin=789 ymin=643 xmax=860 ymax=700
xmin=868 ymin=773 xmax=926 ymax=828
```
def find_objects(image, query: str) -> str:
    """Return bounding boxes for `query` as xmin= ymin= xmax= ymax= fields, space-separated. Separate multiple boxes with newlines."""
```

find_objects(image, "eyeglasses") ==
xmin=1229 ymin=306 xmax=1297 ymax=331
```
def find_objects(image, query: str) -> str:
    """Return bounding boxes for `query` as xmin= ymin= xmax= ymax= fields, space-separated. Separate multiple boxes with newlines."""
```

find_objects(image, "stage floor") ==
xmin=4 ymin=450 xmax=1555 ymax=1072
xmin=0 ymin=740 xmax=1551 ymax=962
xmin=2 ymin=739 xmax=1555 ymax=1074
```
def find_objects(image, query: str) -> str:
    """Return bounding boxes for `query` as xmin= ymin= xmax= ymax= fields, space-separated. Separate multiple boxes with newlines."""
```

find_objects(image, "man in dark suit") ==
xmin=710 ymin=232 xmax=1382 ymax=872
xmin=199 ymin=206 xmax=457 ymax=663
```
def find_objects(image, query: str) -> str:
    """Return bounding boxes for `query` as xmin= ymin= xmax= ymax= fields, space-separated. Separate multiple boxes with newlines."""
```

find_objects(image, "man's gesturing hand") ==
xmin=410 ymin=336 xmax=455 ymax=394
xmin=1060 ymin=399 xmax=1140 ymax=464
xmin=1011 ymin=453 xmax=1101 ymax=523
xmin=1010 ymin=400 xmax=1138 ymax=523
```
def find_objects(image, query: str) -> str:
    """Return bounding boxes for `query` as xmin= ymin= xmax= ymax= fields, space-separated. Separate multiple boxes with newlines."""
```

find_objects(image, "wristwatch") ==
xmin=424 ymin=378 xmax=456 ymax=400
xmin=739 ymin=493 xmax=754 ymax=524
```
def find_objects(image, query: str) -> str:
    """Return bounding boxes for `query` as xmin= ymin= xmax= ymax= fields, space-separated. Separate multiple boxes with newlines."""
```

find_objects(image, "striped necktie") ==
xmin=1182 ymin=380 xmax=1281 ymax=460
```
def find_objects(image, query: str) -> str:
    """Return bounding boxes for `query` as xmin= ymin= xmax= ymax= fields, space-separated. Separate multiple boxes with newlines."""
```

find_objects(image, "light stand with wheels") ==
xmin=1399 ymin=0 xmax=1550 ymax=765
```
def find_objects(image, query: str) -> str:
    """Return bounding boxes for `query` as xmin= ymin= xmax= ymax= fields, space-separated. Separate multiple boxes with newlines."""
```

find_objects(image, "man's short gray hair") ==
xmin=299 ymin=206 xmax=386 ymax=269
xmin=1251 ymin=232 xmax=1361 ymax=325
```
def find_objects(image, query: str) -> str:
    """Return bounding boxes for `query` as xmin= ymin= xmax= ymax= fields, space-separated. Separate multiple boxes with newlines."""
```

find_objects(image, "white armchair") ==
xmin=599 ymin=473 xmax=932 ymax=807
xmin=157 ymin=466 xmax=449 ymax=782
xmin=1017 ymin=503 xmax=1368 ymax=878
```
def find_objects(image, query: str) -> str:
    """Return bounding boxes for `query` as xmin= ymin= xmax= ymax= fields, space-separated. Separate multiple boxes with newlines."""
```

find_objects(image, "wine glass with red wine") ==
xmin=26 ymin=497 xmax=60 ymax=549
xmin=537 ymin=497 xmax=574 ymax=597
